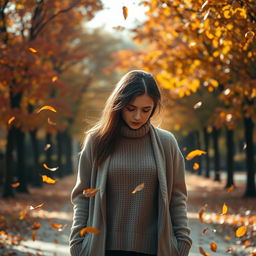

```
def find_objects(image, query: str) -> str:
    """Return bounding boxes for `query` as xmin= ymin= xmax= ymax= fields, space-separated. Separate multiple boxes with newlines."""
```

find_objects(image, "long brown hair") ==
xmin=85 ymin=70 xmax=161 ymax=167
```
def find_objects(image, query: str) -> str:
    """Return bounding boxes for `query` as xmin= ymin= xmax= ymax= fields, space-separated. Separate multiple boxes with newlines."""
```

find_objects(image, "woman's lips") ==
xmin=131 ymin=122 xmax=141 ymax=126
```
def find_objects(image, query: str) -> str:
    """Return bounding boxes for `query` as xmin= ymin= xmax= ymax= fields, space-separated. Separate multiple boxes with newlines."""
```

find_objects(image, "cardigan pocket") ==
xmin=79 ymin=233 xmax=91 ymax=256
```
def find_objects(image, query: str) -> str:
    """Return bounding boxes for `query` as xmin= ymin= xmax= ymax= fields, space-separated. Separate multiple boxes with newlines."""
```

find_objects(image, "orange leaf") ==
xmin=50 ymin=223 xmax=67 ymax=231
xmin=210 ymin=242 xmax=217 ymax=252
xmin=47 ymin=118 xmax=56 ymax=126
xmin=79 ymin=226 xmax=100 ymax=237
xmin=132 ymin=183 xmax=145 ymax=194
xmin=122 ymin=6 xmax=128 ymax=20
xmin=8 ymin=116 xmax=15 ymax=125
xmin=42 ymin=175 xmax=56 ymax=184
xmin=52 ymin=76 xmax=58 ymax=82
xmin=32 ymin=222 xmax=41 ymax=230
xmin=30 ymin=203 xmax=44 ymax=211
xmin=226 ymin=185 xmax=235 ymax=192
xmin=19 ymin=210 xmax=28 ymax=220
xmin=186 ymin=150 xmax=206 ymax=160
xmin=193 ymin=163 xmax=200 ymax=170
xmin=32 ymin=231 xmax=36 ymax=241
xmin=11 ymin=182 xmax=20 ymax=188
xmin=199 ymin=204 xmax=208 ymax=223
xmin=83 ymin=188 xmax=100 ymax=197
xmin=29 ymin=47 xmax=37 ymax=53
xmin=36 ymin=105 xmax=57 ymax=113
xmin=236 ymin=226 xmax=247 ymax=237
xmin=222 ymin=203 xmax=228 ymax=215
xmin=199 ymin=246 xmax=211 ymax=256
xmin=43 ymin=163 xmax=59 ymax=172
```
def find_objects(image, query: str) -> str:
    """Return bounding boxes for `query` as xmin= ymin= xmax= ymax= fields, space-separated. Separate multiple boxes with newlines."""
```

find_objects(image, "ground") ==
xmin=0 ymin=171 xmax=255 ymax=256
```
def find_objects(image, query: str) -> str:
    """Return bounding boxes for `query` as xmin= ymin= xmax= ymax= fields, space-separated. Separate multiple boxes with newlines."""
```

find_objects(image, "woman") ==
xmin=69 ymin=70 xmax=192 ymax=256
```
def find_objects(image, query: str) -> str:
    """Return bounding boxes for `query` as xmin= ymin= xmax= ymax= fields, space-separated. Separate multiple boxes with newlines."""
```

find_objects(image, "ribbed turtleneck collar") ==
xmin=120 ymin=121 xmax=150 ymax=138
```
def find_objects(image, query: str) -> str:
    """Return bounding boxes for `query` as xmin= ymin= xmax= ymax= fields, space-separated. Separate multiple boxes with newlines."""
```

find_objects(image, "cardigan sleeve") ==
xmin=69 ymin=134 xmax=93 ymax=255
xmin=169 ymin=134 xmax=192 ymax=255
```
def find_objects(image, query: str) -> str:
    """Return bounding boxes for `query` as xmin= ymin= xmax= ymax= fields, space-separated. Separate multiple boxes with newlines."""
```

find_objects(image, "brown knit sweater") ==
xmin=106 ymin=122 xmax=158 ymax=254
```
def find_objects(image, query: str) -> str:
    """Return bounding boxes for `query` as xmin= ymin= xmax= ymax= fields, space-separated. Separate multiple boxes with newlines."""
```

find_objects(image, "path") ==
xmin=0 ymin=171 xmax=254 ymax=256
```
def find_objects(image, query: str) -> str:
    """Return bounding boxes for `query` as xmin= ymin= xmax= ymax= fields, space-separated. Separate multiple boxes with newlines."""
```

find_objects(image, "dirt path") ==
xmin=0 ymin=171 xmax=254 ymax=256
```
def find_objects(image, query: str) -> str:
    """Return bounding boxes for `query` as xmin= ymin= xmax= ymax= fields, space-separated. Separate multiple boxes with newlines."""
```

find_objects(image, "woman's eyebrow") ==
xmin=128 ymin=104 xmax=152 ymax=108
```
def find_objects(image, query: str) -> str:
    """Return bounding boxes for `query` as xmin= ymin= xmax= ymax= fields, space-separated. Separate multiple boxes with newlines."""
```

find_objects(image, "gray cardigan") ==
xmin=69 ymin=125 xmax=192 ymax=256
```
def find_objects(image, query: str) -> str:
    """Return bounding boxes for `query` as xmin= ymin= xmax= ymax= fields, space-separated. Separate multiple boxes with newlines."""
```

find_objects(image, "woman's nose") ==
xmin=134 ymin=110 xmax=141 ymax=120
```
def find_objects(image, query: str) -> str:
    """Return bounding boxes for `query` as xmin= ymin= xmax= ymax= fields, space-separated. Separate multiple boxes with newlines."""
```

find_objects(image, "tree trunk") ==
xmin=45 ymin=132 xmax=54 ymax=177
xmin=203 ymin=127 xmax=210 ymax=178
xmin=2 ymin=127 xmax=15 ymax=198
xmin=225 ymin=128 xmax=235 ymax=188
xmin=56 ymin=131 xmax=63 ymax=178
xmin=64 ymin=131 xmax=73 ymax=175
xmin=30 ymin=130 xmax=42 ymax=187
xmin=212 ymin=127 xmax=221 ymax=182
xmin=16 ymin=129 xmax=29 ymax=193
xmin=243 ymin=116 xmax=256 ymax=197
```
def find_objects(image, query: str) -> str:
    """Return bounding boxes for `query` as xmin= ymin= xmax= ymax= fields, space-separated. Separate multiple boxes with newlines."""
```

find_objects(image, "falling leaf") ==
xmin=83 ymin=188 xmax=100 ymax=198
xmin=29 ymin=47 xmax=37 ymax=53
xmin=42 ymin=175 xmax=56 ymax=184
xmin=50 ymin=223 xmax=67 ymax=231
xmin=32 ymin=231 xmax=36 ymax=241
xmin=226 ymin=185 xmax=235 ymax=192
xmin=199 ymin=246 xmax=211 ymax=256
xmin=186 ymin=150 xmax=206 ymax=160
xmin=203 ymin=9 xmax=210 ymax=21
xmin=8 ymin=116 xmax=15 ymax=125
xmin=201 ymin=0 xmax=208 ymax=9
xmin=245 ymin=30 xmax=255 ymax=40
xmin=226 ymin=247 xmax=233 ymax=253
xmin=52 ymin=76 xmax=58 ymax=82
xmin=193 ymin=163 xmax=200 ymax=170
xmin=244 ymin=240 xmax=250 ymax=248
xmin=47 ymin=117 xmax=57 ymax=125
xmin=19 ymin=210 xmax=28 ymax=220
xmin=122 ymin=6 xmax=128 ymax=20
xmin=30 ymin=203 xmax=44 ymax=211
xmin=199 ymin=204 xmax=208 ymax=223
xmin=193 ymin=101 xmax=202 ymax=109
xmin=224 ymin=236 xmax=232 ymax=241
xmin=202 ymin=228 xmax=216 ymax=234
xmin=132 ymin=183 xmax=145 ymax=194
xmin=236 ymin=226 xmax=247 ymax=237
xmin=44 ymin=144 xmax=51 ymax=151
xmin=43 ymin=163 xmax=59 ymax=172
xmin=32 ymin=222 xmax=41 ymax=230
xmin=222 ymin=203 xmax=228 ymax=215
xmin=36 ymin=105 xmax=57 ymax=113
xmin=54 ymin=239 xmax=58 ymax=244
xmin=210 ymin=242 xmax=217 ymax=252
xmin=11 ymin=182 xmax=20 ymax=188
xmin=79 ymin=226 xmax=100 ymax=237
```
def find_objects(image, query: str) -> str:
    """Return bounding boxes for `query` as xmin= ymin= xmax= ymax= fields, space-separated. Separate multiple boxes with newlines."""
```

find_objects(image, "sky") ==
xmin=86 ymin=0 xmax=147 ymax=33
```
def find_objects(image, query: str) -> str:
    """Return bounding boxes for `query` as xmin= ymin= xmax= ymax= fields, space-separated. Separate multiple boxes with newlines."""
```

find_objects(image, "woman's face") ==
xmin=121 ymin=93 xmax=154 ymax=130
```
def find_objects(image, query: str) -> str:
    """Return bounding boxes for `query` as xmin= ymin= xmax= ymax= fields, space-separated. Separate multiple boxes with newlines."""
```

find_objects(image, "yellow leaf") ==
xmin=236 ymin=226 xmax=247 ymax=237
xmin=193 ymin=163 xmax=200 ymax=170
xmin=43 ymin=163 xmax=59 ymax=172
xmin=186 ymin=150 xmax=206 ymax=160
xmin=50 ymin=223 xmax=67 ymax=231
xmin=132 ymin=183 xmax=145 ymax=194
xmin=79 ymin=226 xmax=100 ymax=237
xmin=245 ymin=30 xmax=255 ymax=40
xmin=222 ymin=203 xmax=228 ymax=215
xmin=29 ymin=47 xmax=37 ymax=53
xmin=8 ymin=116 xmax=15 ymax=125
xmin=122 ymin=6 xmax=128 ymax=20
xmin=37 ymin=105 xmax=57 ymax=113
xmin=52 ymin=76 xmax=58 ymax=82
xmin=42 ymin=175 xmax=56 ymax=184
